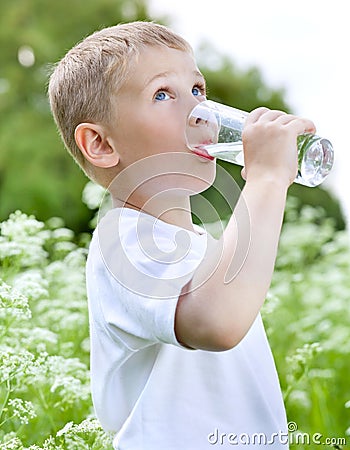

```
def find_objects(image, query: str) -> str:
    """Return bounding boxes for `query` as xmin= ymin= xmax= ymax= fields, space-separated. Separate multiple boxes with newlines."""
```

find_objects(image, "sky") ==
xmin=148 ymin=0 xmax=350 ymax=225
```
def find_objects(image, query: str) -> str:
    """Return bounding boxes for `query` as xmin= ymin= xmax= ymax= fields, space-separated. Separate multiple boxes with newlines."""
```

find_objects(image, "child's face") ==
xmin=106 ymin=45 xmax=216 ymax=194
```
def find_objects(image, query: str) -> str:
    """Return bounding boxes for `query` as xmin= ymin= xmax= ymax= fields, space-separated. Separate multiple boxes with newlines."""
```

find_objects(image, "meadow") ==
xmin=0 ymin=184 xmax=349 ymax=449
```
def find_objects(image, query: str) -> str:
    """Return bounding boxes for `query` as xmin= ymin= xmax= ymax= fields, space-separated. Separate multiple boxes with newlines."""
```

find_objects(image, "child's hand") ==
xmin=241 ymin=107 xmax=316 ymax=186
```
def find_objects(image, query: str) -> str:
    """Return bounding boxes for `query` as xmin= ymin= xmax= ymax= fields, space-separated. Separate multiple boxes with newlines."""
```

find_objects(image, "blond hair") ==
xmin=48 ymin=21 xmax=192 ymax=177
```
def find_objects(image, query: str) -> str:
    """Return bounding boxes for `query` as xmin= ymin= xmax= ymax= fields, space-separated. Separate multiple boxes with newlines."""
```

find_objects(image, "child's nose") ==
xmin=188 ymin=104 xmax=219 ymax=132
xmin=189 ymin=115 xmax=209 ymax=127
xmin=189 ymin=105 xmax=216 ymax=127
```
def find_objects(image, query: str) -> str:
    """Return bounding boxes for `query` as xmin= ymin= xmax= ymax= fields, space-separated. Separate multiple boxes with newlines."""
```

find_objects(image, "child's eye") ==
xmin=192 ymin=85 xmax=206 ymax=97
xmin=154 ymin=90 xmax=170 ymax=101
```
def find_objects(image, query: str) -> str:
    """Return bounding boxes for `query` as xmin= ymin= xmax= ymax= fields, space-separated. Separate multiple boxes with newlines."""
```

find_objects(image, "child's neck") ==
xmin=112 ymin=194 xmax=196 ymax=233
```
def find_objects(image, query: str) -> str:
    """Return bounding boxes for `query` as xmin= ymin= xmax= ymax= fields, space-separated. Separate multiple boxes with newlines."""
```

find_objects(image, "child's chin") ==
xmin=191 ymin=171 xmax=217 ymax=194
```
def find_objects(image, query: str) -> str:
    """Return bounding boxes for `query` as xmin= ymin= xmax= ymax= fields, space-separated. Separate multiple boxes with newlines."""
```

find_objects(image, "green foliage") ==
xmin=0 ymin=0 xmax=150 ymax=232
xmin=263 ymin=197 xmax=350 ymax=448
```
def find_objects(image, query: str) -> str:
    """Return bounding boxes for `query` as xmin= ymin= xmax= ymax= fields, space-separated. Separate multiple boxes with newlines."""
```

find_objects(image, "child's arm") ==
xmin=175 ymin=107 xmax=315 ymax=351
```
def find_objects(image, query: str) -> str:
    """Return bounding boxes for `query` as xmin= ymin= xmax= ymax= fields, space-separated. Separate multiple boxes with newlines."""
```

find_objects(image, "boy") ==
xmin=48 ymin=21 xmax=315 ymax=449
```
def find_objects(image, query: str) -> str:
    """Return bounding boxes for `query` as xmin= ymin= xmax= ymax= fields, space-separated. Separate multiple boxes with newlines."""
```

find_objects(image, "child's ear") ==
xmin=74 ymin=123 xmax=119 ymax=168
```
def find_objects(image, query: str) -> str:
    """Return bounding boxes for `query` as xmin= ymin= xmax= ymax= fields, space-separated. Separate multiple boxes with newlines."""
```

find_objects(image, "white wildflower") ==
xmin=56 ymin=421 xmax=74 ymax=437
xmin=52 ymin=241 xmax=77 ymax=255
xmin=287 ymin=389 xmax=311 ymax=410
xmin=55 ymin=418 xmax=113 ymax=448
xmin=18 ymin=326 xmax=58 ymax=353
xmin=0 ymin=211 xmax=48 ymax=267
xmin=0 ymin=350 xmax=35 ymax=383
xmin=81 ymin=181 xmax=106 ymax=210
xmin=0 ymin=436 xmax=23 ymax=450
xmin=0 ymin=211 xmax=44 ymax=238
xmin=72 ymin=417 xmax=102 ymax=433
xmin=49 ymin=372 xmax=90 ymax=405
xmin=45 ymin=216 xmax=65 ymax=230
xmin=0 ymin=280 xmax=31 ymax=320
xmin=82 ymin=181 xmax=112 ymax=228
xmin=63 ymin=247 xmax=87 ymax=269
xmin=8 ymin=398 xmax=36 ymax=425
xmin=51 ymin=227 xmax=75 ymax=241
xmin=262 ymin=292 xmax=280 ymax=315
xmin=12 ymin=271 xmax=49 ymax=301
xmin=0 ymin=240 xmax=22 ymax=258
xmin=286 ymin=342 xmax=322 ymax=385
xmin=41 ymin=436 xmax=61 ymax=450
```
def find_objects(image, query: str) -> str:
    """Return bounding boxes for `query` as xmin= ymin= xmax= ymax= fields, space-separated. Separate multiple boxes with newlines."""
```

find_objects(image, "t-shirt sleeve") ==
xmin=88 ymin=208 xmax=208 ymax=350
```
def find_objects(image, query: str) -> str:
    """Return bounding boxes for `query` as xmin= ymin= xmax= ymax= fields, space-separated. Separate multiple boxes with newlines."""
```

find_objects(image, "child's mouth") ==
xmin=191 ymin=144 xmax=215 ymax=161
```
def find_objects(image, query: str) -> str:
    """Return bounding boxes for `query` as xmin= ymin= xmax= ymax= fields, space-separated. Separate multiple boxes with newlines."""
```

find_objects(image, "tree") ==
xmin=0 ymin=0 xmax=150 ymax=231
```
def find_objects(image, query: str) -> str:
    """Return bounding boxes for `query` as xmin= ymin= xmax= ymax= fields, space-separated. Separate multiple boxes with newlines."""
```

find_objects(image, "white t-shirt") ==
xmin=86 ymin=207 xmax=288 ymax=449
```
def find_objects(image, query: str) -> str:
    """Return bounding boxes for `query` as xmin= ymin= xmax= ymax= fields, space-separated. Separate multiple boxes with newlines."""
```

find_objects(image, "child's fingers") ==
xmin=246 ymin=108 xmax=316 ymax=136
xmin=283 ymin=116 xmax=316 ymax=135
xmin=245 ymin=107 xmax=270 ymax=125
xmin=246 ymin=108 xmax=292 ymax=125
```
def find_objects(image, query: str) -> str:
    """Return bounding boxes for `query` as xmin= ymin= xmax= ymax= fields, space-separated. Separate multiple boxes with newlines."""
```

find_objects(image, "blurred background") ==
xmin=0 ymin=0 xmax=347 ymax=232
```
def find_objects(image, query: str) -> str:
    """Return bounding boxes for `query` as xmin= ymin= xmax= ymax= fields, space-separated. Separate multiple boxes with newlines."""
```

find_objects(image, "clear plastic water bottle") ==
xmin=187 ymin=100 xmax=334 ymax=187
